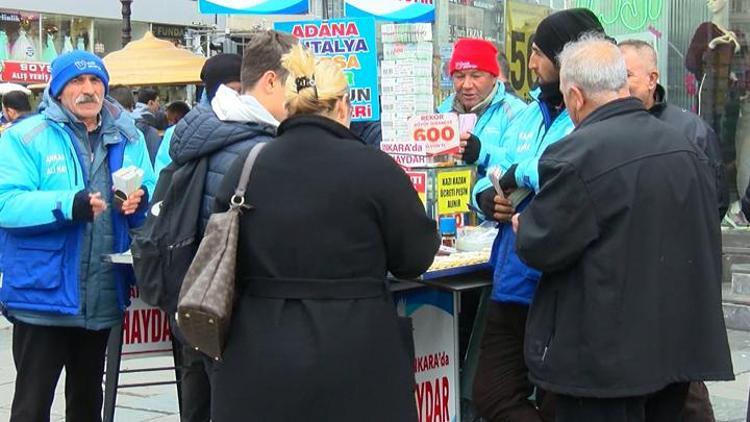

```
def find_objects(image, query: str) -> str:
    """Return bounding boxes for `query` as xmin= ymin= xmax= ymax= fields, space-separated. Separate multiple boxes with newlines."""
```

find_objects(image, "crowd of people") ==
xmin=0 ymin=7 xmax=741 ymax=422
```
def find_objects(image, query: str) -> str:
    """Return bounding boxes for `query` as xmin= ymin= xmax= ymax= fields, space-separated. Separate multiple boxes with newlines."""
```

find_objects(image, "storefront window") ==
xmin=0 ymin=10 xmax=41 ymax=62
xmin=446 ymin=0 xmax=503 ymax=45
xmin=2 ymin=11 xmax=153 ymax=65
xmin=40 ymin=14 xmax=93 ymax=63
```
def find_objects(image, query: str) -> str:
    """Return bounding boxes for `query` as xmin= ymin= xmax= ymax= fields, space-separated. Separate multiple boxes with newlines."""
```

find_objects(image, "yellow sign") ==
xmin=437 ymin=170 xmax=472 ymax=215
xmin=505 ymin=1 xmax=550 ymax=100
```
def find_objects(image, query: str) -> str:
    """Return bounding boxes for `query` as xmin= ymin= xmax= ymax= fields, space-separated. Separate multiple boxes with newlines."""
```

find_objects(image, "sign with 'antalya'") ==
xmin=275 ymin=18 xmax=380 ymax=122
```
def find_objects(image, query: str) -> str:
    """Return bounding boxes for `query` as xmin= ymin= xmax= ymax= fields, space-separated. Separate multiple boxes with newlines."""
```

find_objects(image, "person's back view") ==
xmin=211 ymin=44 xmax=439 ymax=421
xmin=162 ymin=34 xmax=295 ymax=422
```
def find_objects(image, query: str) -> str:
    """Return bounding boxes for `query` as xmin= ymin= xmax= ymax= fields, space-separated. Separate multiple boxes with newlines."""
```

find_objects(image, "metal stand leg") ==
xmin=103 ymin=324 xmax=124 ymax=422
xmin=453 ymin=291 xmax=462 ymax=422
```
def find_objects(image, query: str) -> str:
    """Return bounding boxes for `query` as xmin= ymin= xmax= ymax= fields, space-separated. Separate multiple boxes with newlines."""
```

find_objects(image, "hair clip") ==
xmin=295 ymin=76 xmax=318 ymax=98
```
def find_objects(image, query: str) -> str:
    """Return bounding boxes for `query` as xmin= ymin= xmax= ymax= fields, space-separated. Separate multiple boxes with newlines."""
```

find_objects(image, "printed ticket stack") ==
xmin=379 ymin=23 xmax=434 ymax=153
xmin=378 ymin=24 xmax=478 ymax=242
xmin=112 ymin=166 xmax=144 ymax=197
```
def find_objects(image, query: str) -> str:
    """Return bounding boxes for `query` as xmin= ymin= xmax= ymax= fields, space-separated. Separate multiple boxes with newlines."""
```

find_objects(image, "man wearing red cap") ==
xmin=437 ymin=38 xmax=526 ymax=172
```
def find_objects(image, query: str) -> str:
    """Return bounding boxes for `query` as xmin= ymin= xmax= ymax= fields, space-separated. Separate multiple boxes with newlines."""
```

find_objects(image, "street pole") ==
xmin=121 ymin=0 xmax=132 ymax=47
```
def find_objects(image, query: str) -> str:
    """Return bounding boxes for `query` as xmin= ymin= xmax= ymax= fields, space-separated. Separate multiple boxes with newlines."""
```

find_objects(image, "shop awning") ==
xmin=102 ymin=31 xmax=206 ymax=86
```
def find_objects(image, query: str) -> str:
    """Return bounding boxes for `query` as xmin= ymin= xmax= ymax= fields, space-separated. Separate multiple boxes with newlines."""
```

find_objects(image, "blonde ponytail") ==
xmin=282 ymin=44 xmax=349 ymax=116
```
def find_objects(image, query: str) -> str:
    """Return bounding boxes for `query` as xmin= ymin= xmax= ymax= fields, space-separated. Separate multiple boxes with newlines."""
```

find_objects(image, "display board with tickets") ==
xmin=378 ymin=23 xmax=494 ymax=272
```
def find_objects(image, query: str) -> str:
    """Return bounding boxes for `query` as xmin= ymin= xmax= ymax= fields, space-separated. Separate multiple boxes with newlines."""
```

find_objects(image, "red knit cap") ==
xmin=449 ymin=38 xmax=500 ymax=77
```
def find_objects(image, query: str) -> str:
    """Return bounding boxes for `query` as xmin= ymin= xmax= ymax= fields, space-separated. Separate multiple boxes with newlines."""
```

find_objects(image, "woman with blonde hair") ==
xmin=211 ymin=44 xmax=439 ymax=421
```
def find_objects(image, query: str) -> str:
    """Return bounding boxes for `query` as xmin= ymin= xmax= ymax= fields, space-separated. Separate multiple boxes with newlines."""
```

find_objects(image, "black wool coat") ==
xmin=212 ymin=114 xmax=439 ymax=421
xmin=517 ymin=98 xmax=734 ymax=398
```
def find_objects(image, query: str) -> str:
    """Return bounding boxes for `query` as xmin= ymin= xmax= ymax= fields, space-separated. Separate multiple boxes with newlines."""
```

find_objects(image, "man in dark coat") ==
xmin=620 ymin=38 xmax=728 ymax=422
xmin=513 ymin=34 xmax=733 ymax=421
xmin=620 ymin=39 xmax=729 ymax=220
xmin=166 ymin=30 xmax=296 ymax=422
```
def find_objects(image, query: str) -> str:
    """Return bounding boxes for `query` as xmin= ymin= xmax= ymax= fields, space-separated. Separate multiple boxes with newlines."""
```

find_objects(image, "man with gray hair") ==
xmin=512 ymin=34 xmax=733 ymax=421
xmin=620 ymin=38 xmax=725 ymax=422
xmin=619 ymin=39 xmax=728 ymax=221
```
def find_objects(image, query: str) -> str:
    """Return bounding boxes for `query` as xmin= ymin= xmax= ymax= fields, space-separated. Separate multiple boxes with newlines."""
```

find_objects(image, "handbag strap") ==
xmin=230 ymin=142 xmax=267 ymax=209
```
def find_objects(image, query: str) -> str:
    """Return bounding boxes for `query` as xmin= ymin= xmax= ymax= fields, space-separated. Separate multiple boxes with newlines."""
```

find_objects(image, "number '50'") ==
xmin=414 ymin=126 xmax=455 ymax=142
xmin=510 ymin=31 xmax=536 ymax=92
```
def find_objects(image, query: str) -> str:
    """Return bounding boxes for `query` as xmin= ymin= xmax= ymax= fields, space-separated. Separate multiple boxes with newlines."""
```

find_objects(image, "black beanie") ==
xmin=534 ymin=8 xmax=605 ymax=65
xmin=200 ymin=53 xmax=243 ymax=101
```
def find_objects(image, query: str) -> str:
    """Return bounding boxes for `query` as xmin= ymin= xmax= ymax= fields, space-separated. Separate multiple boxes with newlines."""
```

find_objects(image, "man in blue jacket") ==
xmin=469 ymin=9 xmax=606 ymax=422
xmin=438 ymin=37 xmax=527 ymax=175
xmin=0 ymin=51 xmax=155 ymax=421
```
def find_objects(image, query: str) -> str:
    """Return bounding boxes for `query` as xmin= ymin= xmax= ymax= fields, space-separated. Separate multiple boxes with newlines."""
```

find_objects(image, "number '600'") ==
xmin=414 ymin=126 xmax=455 ymax=142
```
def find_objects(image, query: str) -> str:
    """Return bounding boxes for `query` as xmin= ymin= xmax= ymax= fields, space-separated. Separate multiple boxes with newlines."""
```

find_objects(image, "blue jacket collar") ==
xmin=529 ymin=87 xmax=541 ymax=101
xmin=39 ymin=87 xmax=140 ymax=145
xmin=438 ymin=81 xmax=509 ymax=113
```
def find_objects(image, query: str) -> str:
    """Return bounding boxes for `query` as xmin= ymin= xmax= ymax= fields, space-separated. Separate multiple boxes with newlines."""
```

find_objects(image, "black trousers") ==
xmin=10 ymin=321 xmax=110 ymax=422
xmin=556 ymin=383 xmax=690 ymax=422
xmin=170 ymin=319 xmax=213 ymax=422
xmin=473 ymin=301 xmax=553 ymax=422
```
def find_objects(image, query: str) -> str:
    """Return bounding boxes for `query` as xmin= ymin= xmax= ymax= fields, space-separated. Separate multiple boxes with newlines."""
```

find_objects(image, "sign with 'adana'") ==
xmin=345 ymin=0 xmax=435 ymax=23
xmin=274 ymin=18 xmax=380 ymax=122
xmin=199 ymin=0 xmax=308 ymax=14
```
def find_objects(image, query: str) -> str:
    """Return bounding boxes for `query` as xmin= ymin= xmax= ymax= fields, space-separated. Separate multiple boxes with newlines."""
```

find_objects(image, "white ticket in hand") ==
xmin=488 ymin=167 xmax=505 ymax=198
xmin=459 ymin=113 xmax=478 ymax=134
xmin=112 ymin=166 xmax=144 ymax=197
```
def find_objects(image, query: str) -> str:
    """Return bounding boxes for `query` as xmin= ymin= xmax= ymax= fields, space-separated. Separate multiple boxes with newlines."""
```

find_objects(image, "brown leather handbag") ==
xmin=176 ymin=142 xmax=266 ymax=361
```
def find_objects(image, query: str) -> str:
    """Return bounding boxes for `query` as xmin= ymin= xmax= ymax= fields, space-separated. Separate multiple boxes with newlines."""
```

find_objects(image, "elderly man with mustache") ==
xmin=0 ymin=50 xmax=155 ymax=422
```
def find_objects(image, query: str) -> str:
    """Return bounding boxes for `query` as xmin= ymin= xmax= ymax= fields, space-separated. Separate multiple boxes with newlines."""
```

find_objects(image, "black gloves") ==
xmin=499 ymin=164 xmax=518 ymax=191
xmin=72 ymin=190 xmax=94 ymax=222
xmin=463 ymin=133 xmax=481 ymax=164
xmin=477 ymin=188 xmax=497 ymax=221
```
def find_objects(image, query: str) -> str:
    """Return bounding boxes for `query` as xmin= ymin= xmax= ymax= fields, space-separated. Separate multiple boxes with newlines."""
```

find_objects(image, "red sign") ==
xmin=405 ymin=171 xmax=428 ymax=208
xmin=1 ymin=60 xmax=50 ymax=84
xmin=407 ymin=171 xmax=427 ymax=193
xmin=121 ymin=286 xmax=173 ymax=357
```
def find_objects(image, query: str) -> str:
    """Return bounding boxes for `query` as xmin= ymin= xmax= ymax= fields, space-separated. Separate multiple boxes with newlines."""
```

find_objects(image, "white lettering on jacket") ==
xmin=45 ymin=153 xmax=67 ymax=176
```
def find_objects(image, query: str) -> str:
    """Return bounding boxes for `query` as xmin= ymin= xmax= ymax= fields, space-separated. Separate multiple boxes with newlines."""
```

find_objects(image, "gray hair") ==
xmin=559 ymin=32 xmax=628 ymax=103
